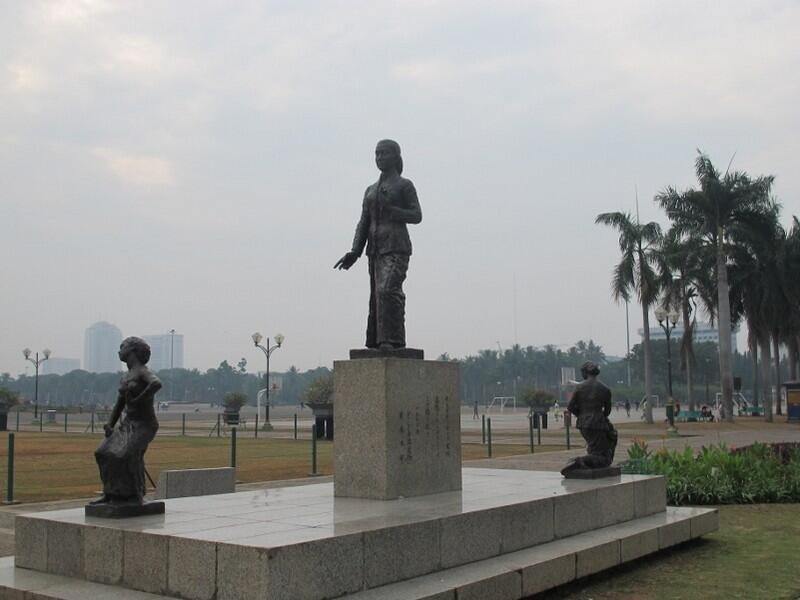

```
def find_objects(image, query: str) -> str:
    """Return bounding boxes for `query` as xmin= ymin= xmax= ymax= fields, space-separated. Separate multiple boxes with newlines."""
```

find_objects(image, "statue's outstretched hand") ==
xmin=103 ymin=423 xmax=113 ymax=438
xmin=334 ymin=251 xmax=359 ymax=270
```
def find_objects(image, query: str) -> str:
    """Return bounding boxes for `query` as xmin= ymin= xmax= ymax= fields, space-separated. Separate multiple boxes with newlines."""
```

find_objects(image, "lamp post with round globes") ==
xmin=655 ymin=307 xmax=680 ymax=434
xmin=252 ymin=333 xmax=284 ymax=426
xmin=23 ymin=348 xmax=50 ymax=420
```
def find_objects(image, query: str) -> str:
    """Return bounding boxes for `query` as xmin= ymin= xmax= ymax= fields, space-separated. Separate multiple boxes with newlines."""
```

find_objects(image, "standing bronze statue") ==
xmin=86 ymin=337 xmax=165 ymax=517
xmin=335 ymin=140 xmax=422 ymax=353
xmin=561 ymin=361 xmax=619 ymax=477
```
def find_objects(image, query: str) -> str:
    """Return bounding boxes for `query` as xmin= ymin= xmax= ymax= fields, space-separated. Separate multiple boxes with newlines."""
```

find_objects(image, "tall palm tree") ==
xmin=657 ymin=151 xmax=776 ymax=422
xmin=781 ymin=217 xmax=800 ymax=382
xmin=729 ymin=230 xmax=777 ymax=421
xmin=657 ymin=227 xmax=716 ymax=411
xmin=596 ymin=212 xmax=661 ymax=424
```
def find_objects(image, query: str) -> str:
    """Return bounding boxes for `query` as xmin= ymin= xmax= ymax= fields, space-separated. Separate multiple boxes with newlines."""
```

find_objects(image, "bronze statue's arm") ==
xmin=131 ymin=372 xmax=162 ymax=407
xmin=104 ymin=393 xmax=125 ymax=436
xmin=351 ymin=191 xmax=370 ymax=255
xmin=602 ymin=390 xmax=612 ymax=417
xmin=566 ymin=393 xmax=579 ymax=416
xmin=334 ymin=191 xmax=370 ymax=270
xmin=387 ymin=181 xmax=422 ymax=224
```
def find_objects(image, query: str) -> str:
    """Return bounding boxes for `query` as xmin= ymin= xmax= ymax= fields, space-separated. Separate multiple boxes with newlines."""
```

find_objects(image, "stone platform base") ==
xmin=10 ymin=469 xmax=717 ymax=600
xmin=84 ymin=500 xmax=164 ymax=519
xmin=0 ymin=506 xmax=717 ymax=600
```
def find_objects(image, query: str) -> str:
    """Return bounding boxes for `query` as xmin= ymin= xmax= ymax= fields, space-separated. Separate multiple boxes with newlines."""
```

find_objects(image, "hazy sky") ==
xmin=2 ymin=1 xmax=799 ymax=376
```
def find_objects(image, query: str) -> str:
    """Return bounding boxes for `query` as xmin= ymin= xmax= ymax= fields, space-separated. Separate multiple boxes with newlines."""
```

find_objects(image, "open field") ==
xmin=533 ymin=503 xmax=800 ymax=600
xmin=0 ymin=432 xmax=565 ymax=503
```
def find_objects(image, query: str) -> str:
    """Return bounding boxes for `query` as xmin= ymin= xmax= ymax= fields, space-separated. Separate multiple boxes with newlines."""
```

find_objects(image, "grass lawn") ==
xmin=0 ymin=432 xmax=554 ymax=503
xmin=532 ymin=504 xmax=800 ymax=600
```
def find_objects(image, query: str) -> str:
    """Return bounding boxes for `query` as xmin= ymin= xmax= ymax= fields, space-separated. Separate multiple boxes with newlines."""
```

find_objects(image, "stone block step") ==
xmin=0 ymin=555 xmax=171 ymax=599
xmin=0 ymin=507 xmax=717 ymax=600
xmin=346 ymin=506 xmax=718 ymax=600
xmin=13 ymin=470 xmax=668 ymax=599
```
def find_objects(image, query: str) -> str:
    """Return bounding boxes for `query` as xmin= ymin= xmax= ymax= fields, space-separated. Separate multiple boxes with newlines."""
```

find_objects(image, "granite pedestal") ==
xmin=9 ymin=470 xmax=718 ymax=600
xmin=333 ymin=357 xmax=462 ymax=500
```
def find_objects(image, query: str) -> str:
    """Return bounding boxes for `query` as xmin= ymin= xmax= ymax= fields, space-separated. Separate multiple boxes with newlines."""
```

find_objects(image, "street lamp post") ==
xmin=655 ymin=307 xmax=680 ymax=434
xmin=23 ymin=348 xmax=50 ymax=419
xmin=169 ymin=329 xmax=175 ymax=404
xmin=252 ymin=332 xmax=284 ymax=426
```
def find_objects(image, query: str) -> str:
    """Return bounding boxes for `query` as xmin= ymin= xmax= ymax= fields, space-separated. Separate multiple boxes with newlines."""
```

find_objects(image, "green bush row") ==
xmin=622 ymin=440 xmax=800 ymax=505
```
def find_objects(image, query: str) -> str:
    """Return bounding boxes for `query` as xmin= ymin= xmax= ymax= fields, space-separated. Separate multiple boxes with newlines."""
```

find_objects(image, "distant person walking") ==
xmin=624 ymin=399 xmax=631 ymax=417
xmin=473 ymin=401 xmax=479 ymax=420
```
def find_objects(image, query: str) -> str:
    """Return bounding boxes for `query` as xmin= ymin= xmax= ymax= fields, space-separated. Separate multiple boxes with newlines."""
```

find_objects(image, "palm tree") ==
xmin=785 ymin=218 xmax=800 ymax=382
xmin=596 ymin=212 xmax=662 ymax=424
xmin=657 ymin=227 xmax=716 ymax=411
xmin=729 ymin=230 xmax=777 ymax=421
xmin=657 ymin=151 xmax=776 ymax=422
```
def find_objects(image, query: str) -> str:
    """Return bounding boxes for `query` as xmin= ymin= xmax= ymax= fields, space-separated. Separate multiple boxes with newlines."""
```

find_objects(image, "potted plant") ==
xmin=222 ymin=392 xmax=247 ymax=425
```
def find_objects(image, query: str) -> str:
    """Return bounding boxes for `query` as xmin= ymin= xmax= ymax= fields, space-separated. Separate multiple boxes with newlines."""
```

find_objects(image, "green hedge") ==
xmin=621 ymin=440 xmax=800 ymax=505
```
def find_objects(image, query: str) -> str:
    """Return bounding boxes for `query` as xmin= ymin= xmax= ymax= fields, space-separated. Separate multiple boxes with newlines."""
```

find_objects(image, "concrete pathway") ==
xmin=465 ymin=424 xmax=800 ymax=472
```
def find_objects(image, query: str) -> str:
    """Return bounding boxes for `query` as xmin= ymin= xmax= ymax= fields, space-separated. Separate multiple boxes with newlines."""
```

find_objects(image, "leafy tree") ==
xmin=519 ymin=388 xmax=555 ymax=409
xmin=567 ymin=340 xmax=606 ymax=366
xmin=658 ymin=151 xmax=777 ymax=421
xmin=236 ymin=358 xmax=247 ymax=374
xmin=596 ymin=211 xmax=662 ymax=423
xmin=0 ymin=387 xmax=19 ymax=406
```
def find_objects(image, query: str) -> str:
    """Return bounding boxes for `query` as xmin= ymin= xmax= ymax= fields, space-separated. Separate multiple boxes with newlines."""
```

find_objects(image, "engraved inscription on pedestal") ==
xmin=334 ymin=357 xmax=462 ymax=500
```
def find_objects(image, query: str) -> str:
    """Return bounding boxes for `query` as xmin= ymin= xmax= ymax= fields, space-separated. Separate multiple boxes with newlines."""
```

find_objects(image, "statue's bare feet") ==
xmin=88 ymin=495 xmax=111 ymax=505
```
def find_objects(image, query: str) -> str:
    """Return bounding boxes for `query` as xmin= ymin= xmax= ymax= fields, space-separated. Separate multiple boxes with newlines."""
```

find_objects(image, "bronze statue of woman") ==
xmin=561 ymin=361 xmax=619 ymax=477
xmin=90 ymin=336 xmax=161 ymax=506
xmin=334 ymin=139 xmax=422 ymax=350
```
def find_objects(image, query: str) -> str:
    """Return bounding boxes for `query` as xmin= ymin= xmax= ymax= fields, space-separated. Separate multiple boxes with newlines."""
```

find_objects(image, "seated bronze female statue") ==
xmin=90 ymin=336 xmax=161 ymax=505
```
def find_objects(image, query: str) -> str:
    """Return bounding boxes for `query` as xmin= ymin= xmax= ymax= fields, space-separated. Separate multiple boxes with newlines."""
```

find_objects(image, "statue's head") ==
xmin=119 ymin=337 xmax=151 ymax=365
xmin=580 ymin=361 xmax=600 ymax=379
xmin=375 ymin=139 xmax=403 ymax=175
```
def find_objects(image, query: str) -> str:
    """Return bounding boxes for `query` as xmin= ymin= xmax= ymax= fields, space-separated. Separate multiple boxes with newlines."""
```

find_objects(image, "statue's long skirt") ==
xmin=94 ymin=418 xmax=158 ymax=501
xmin=367 ymin=254 xmax=409 ymax=348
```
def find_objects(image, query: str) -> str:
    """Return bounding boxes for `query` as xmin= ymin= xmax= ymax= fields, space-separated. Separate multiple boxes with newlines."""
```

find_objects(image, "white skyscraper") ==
xmin=143 ymin=332 xmax=184 ymax=372
xmin=83 ymin=321 xmax=123 ymax=373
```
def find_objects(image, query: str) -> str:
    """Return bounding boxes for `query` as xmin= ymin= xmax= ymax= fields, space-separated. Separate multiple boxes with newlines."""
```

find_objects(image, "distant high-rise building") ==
xmin=639 ymin=321 xmax=739 ymax=353
xmin=42 ymin=357 xmax=81 ymax=375
xmin=143 ymin=332 xmax=184 ymax=372
xmin=84 ymin=321 xmax=123 ymax=373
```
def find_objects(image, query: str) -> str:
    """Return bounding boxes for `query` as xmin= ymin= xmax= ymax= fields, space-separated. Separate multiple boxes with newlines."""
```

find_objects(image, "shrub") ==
xmin=222 ymin=392 xmax=247 ymax=412
xmin=621 ymin=441 xmax=800 ymax=505
xmin=304 ymin=374 xmax=334 ymax=405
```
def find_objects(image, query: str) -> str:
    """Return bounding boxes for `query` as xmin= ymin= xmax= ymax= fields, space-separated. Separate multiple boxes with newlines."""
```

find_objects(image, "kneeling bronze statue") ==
xmin=561 ymin=361 xmax=619 ymax=478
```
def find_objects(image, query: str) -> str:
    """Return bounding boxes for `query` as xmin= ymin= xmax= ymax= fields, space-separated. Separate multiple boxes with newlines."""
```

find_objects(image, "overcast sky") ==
xmin=2 ymin=1 xmax=799 ymax=376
